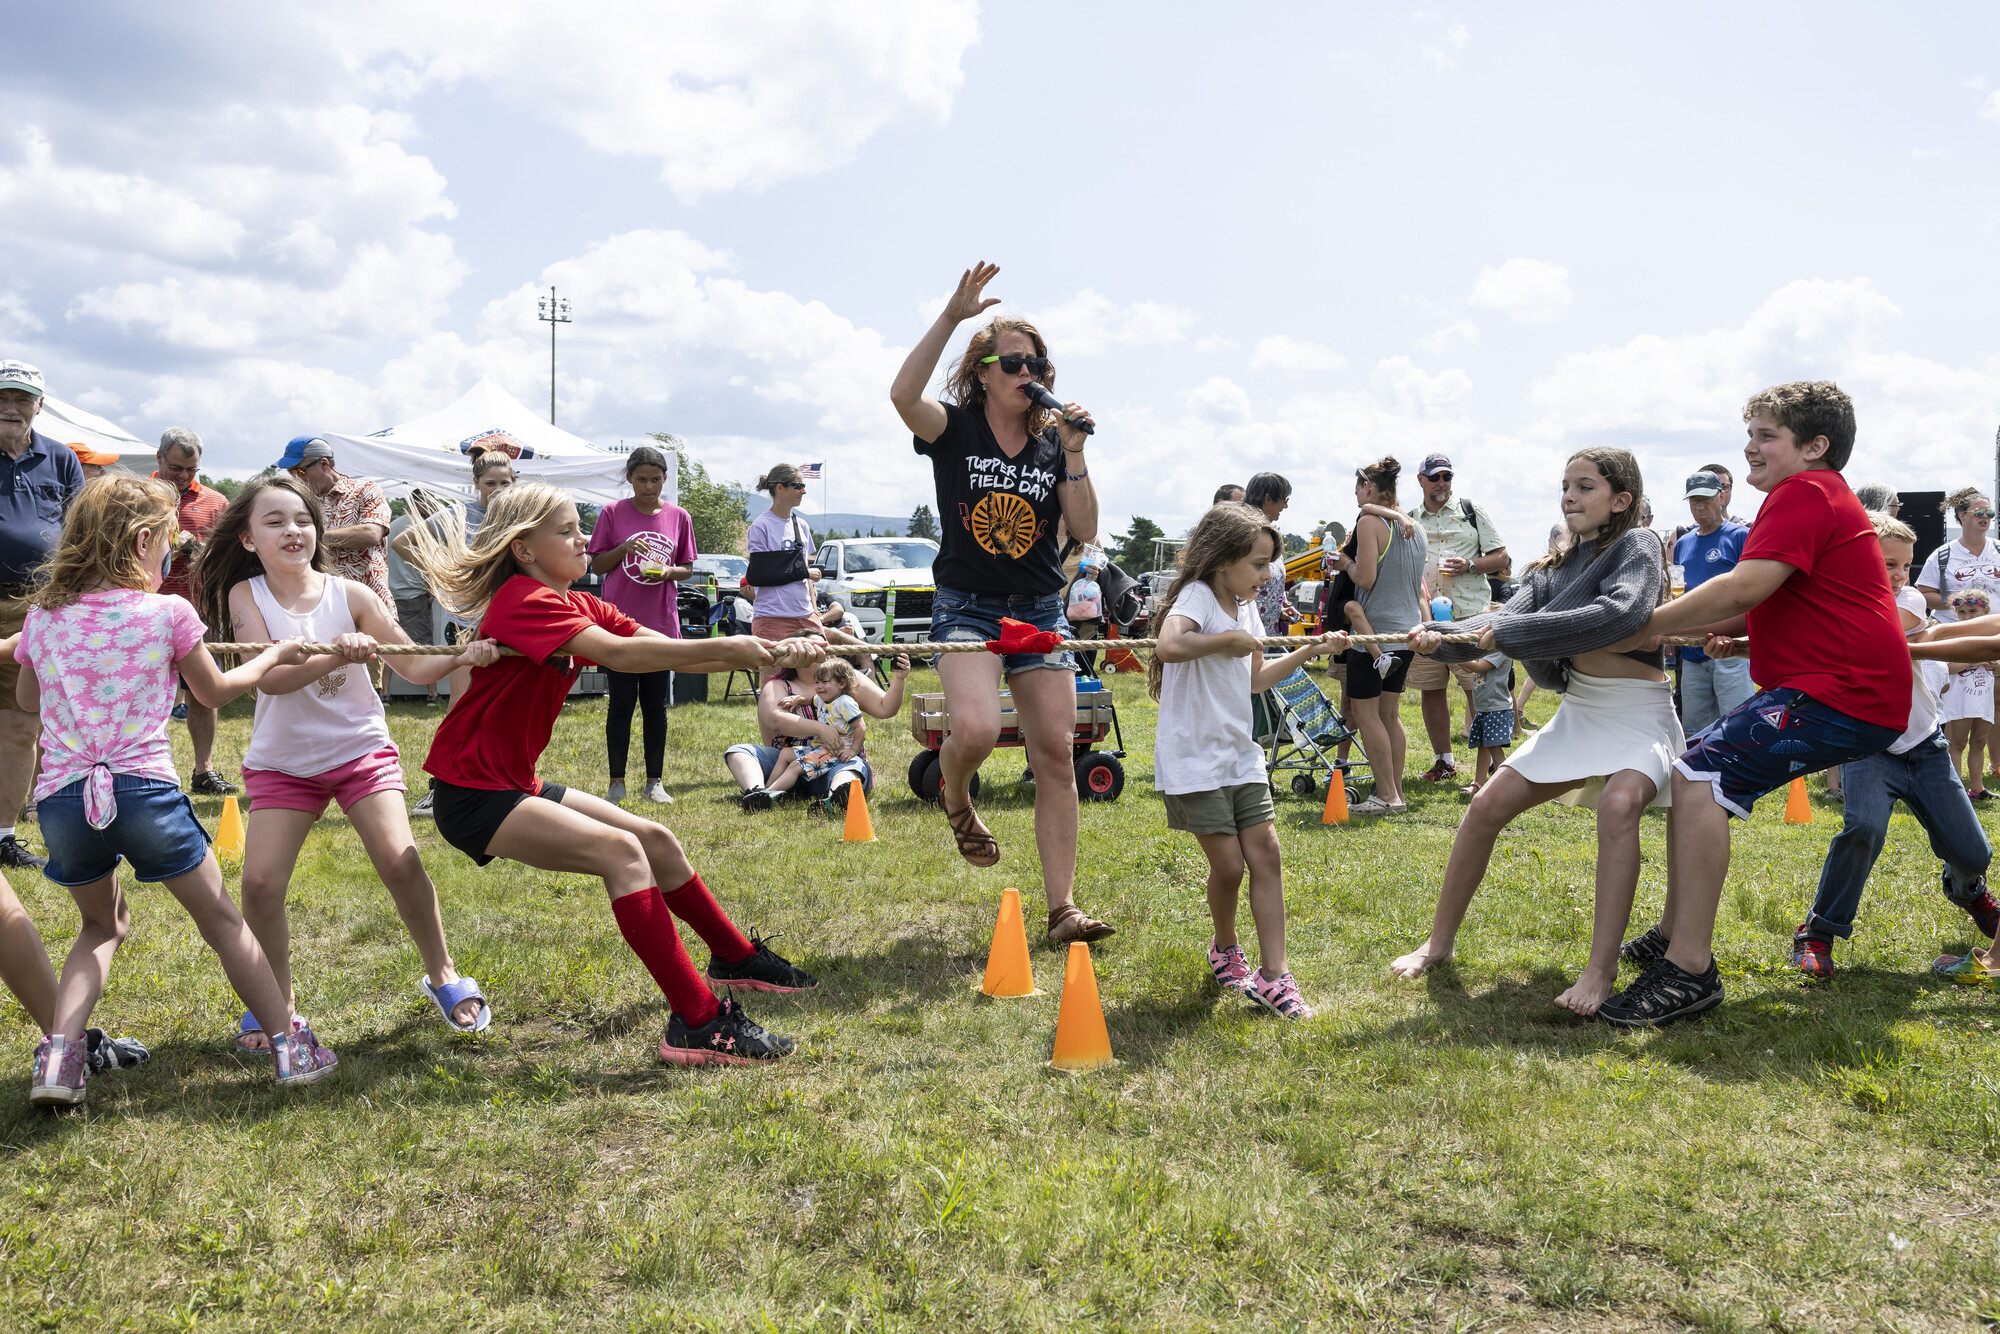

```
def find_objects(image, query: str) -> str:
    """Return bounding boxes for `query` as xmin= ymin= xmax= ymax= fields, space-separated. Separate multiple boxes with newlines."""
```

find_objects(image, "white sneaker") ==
xmin=642 ymin=779 xmax=673 ymax=804
xmin=607 ymin=780 xmax=628 ymax=805
xmin=411 ymin=790 xmax=435 ymax=818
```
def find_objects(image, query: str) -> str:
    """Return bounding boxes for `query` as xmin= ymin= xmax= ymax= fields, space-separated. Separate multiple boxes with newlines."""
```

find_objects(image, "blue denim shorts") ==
xmin=930 ymin=587 xmax=1076 ymax=676
xmin=39 ymin=776 xmax=213 ymax=887
xmin=1675 ymin=687 xmax=1902 ymax=820
xmin=724 ymin=743 xmax=874 ymax=798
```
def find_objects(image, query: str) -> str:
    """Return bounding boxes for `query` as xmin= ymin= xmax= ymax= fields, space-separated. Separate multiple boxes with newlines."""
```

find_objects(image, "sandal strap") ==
xmin=943 ymin=801 xmax=998 ymax=855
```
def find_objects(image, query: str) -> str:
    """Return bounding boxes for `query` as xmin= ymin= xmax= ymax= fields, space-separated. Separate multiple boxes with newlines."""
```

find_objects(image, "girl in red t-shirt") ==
xmin=403 ymin=484 xmax=823 ymax=1066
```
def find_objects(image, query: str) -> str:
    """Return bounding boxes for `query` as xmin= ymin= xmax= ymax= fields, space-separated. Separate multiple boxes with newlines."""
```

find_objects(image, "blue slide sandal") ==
xmin=237 ymin=1009 xmax=305 ymax=1055
xmin=420 ymin=975 xmax=492 ymax=1033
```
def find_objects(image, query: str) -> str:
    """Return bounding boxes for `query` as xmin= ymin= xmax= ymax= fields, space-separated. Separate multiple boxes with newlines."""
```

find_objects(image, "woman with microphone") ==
xmin=890 ymin=262 xmax=1113 ymax=945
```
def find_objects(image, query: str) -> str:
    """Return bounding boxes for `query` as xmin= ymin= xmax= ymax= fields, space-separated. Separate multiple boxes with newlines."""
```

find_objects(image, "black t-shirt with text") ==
xmin=914 ymin=402 xmax=1067 ymax=597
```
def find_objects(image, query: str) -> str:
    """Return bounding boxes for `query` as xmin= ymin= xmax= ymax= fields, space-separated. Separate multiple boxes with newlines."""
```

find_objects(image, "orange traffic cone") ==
xmin=979 ymin=887 xmax=1040 ymax=997
xmin=217 ymin=795 xmax=246 ymax=859
xmin=841 ymin=781 xmax=876 ymax=843
xmin=1049 ymin=941 xmax=1115 ymax=1071
xmin=1783 ymin=777 xmax=1813 ymax=824
xmin=1321 ymin=769 xmax=1348 ymax=824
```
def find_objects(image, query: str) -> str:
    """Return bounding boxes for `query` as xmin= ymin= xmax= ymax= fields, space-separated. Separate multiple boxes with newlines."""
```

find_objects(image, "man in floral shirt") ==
xmin=276 ymin=435 xmax=393 ymax=694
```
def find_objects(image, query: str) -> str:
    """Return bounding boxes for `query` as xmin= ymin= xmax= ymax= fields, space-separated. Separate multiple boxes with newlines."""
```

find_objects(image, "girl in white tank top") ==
xmin=194 ymin=477 xmax=501 ymax=1048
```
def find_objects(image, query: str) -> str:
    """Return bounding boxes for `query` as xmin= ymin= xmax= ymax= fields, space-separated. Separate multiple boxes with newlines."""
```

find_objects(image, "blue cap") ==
xmin=273 ymin=435 xmax=334 ymax=470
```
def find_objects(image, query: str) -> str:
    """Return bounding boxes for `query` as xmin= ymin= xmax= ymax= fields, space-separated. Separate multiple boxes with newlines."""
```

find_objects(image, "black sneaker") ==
xmin=741 ymin=788 xmax=775 ymax=812
xmin=189 ymin=771 xmax=238 ymax=796
xmin=1598 ymin=956 xmax=1724 ymax=1028
xmin=1419 ymin=759 xmax=1459 ymax=783
xmin=0 ymin=835 xmax=47 ymax=870
xmin=1619 ymin=925 xmax=1671 ymax=967
xmin=706 ymin=932 xmax=819 ymax=993
xmin=658 ymin=996 xmax=795 ymax=1067
xmin=84 ymin=1028 xmax=151 ymax=1075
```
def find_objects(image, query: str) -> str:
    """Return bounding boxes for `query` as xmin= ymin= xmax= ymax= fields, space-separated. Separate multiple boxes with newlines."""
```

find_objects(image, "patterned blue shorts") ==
xmin=1675 ymin=687 xmax=1901 ymax=820
xmin=1471 ymin=709 xmax=1515 ymax=749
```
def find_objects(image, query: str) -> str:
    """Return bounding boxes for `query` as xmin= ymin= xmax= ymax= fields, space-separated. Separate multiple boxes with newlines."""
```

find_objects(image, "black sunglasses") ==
xmin=980 ymin=354 xmax=1051 ymax=376
xmin=1426 ymin=471 xmax=1453 ymax=483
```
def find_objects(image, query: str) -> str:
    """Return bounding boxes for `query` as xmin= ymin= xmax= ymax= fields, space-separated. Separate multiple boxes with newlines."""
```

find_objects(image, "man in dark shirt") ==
xmin=0 ymin=361 xmax=84 ymax=869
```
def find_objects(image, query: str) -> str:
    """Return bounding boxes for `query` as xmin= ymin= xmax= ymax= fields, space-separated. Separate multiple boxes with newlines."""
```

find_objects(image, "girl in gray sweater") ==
xmin=1389 ymin=448 xmax=1682 ymax=1019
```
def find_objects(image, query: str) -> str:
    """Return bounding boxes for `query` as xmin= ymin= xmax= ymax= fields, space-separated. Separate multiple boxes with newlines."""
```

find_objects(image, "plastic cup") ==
xmin=1669 ymin=564 xmax=1686 ymax=597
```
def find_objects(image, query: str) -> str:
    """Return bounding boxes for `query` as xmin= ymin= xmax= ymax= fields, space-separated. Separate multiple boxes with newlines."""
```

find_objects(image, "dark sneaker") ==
xmin=29 ymin=1034 xmax=86 ymax=1107
xmin=741 ymin=788 xmax=775 ymax=812
xmin=1598 ymin=956 xmax=1724 ymax=1028
xmin=1958 ymin=875 xmax=2000 ymax=940
xmin=170 ymin=703 xmax=188 ymax=722
xmin=84 ymin=1028 xmax=150 ymax=1075
xmin=190 ymin=771 xmax=238 ymax=796
xmin=1619 ymin=925 xmax=1670 ymax=967
xmin=1791 ymin=926 xmax=1835 ymax=980
xmin=706 ymin=933 xmax=818 ymax=993
xmin=659 ymin=996 xmax=795 ymax=1067
xmin=1419 ymin=759 xmax=1458 ymax=783
xmin=0 ymin=835 xmax=47 ymax=871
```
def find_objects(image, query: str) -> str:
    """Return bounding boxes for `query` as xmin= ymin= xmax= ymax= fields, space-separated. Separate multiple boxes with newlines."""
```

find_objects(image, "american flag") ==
xmin=800 ymin=462 xmax=823 ymax=479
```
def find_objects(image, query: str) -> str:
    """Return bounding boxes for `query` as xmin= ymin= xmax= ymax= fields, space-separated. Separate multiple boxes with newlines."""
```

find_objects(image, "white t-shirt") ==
xmin=1154 ymin=580 xmax=1268 ymax=794
xmin=1916 ymin=539 xmax=2000 ymax=622
xmin=1891 ymin=585 xmax=1939 ymax=755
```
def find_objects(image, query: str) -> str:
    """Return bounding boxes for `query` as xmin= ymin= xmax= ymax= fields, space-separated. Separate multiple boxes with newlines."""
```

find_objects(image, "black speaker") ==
xmin=1900 ymin=490 xmax=1945 ymax=571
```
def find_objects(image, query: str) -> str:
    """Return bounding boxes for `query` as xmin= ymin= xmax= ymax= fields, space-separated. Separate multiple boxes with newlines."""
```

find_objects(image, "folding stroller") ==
xmin=1253 ymin=666 xmax=1364 ymax=797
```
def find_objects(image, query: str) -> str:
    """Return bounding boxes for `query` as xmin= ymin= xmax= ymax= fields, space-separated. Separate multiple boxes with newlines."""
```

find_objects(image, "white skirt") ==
xmin=1503 ymin=670 xmax=1683 ymax=809
xmin=1939 ymin=665 xmax=1994 ymax=726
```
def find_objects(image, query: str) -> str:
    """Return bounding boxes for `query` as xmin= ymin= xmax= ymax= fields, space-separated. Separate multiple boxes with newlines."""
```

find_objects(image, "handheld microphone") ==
xmin=1021 ymin=381 xmax=1094 ymax=435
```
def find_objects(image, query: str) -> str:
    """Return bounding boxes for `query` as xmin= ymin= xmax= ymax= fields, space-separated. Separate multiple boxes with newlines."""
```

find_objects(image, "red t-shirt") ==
xmin=1741 ymin=470 xmax=1910 ymax=731
xmin=424 ymin=575 xmax=639 ymax=793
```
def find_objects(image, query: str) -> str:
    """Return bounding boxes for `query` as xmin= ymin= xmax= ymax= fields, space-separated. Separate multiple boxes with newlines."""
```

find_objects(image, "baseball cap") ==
xmin=1418 ymin=453 xmax=1452 ymax=477
xmin=1683 ymin=470 xmax=1724 ymax=499
xmin=66 ymin=443 xmax=119 ymax=466
xmin=0 ymin=361 xmax=46 ymax=398
xmin=273 ymin=435 xmax=335 ymax=470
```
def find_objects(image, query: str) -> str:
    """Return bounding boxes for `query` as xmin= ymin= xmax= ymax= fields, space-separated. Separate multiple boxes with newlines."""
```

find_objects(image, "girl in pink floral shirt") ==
xmin=15 ymin=475 xmax=338 ymax=1106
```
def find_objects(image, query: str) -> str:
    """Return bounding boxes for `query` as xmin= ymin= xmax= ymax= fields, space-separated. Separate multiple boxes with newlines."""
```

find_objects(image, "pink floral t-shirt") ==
xmin=20 ymin=589 xmax=206 ymax=826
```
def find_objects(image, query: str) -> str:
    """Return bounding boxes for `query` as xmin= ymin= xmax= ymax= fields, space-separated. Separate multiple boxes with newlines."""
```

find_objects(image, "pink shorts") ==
xmin=243 ymin=745 xmax=407 ymax=817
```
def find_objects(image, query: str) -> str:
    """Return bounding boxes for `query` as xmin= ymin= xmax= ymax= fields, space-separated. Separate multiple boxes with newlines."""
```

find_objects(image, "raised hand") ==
xmin=942 ymin=262 xmax=1002 ymax=324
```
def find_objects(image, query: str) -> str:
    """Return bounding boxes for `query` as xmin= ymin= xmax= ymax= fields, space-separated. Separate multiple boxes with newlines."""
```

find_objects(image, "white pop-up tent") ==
xmin=34 ymin=395 xmax=148 ymax=456
xmin=322 ymin=377 xmax=674 ymax=508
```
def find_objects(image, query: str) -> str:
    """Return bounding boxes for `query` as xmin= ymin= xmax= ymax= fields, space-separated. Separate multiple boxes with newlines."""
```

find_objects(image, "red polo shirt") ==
xmin=156 ymin=475 xmax=229 ymax=604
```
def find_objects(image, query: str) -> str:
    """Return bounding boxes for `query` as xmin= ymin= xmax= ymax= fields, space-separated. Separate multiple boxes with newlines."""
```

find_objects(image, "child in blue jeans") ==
xmin=16 ymin=475 xmax=336 ymax=1105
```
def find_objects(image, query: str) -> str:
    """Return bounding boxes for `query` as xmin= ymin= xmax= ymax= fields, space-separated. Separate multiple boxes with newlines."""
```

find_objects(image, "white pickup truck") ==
xmin=812 ymin=537 xmax=940 ymax=644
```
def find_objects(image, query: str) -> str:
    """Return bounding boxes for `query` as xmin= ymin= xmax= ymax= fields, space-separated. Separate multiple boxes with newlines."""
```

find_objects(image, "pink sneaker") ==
xmin=273 ymin=1024 xmax=339 ymax=1087
xmin=1208 ymin=940 xmax=1255 ymax=993
xmin=29 ymin=1034 xmax=86 ymax=1107
xmin=1247 ymin=970 xmax=1315 ymax=1020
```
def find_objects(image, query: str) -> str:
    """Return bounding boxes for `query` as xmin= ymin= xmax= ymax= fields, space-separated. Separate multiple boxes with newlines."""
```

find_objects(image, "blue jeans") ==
xmin=39 ymin=776 xmax=213 ymax=887
xmin=1679 ymin=655 xmax=1755 ymax=738
xmin=1803 ymin=732 xmax=1991 ymax=939
xmin=929 ymin=588 xmax=1076 ymax=675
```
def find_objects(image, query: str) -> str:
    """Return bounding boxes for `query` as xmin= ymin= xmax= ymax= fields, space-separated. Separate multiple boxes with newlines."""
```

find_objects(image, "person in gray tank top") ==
xmin=1331 ymin=457 xmax=1427 ymax=813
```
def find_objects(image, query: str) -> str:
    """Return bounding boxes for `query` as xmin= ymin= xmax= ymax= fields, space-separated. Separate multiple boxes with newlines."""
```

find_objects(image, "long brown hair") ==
xmin=32 ymin=475 xmax=179 ymax=609
xmin=192 ymin=474 xmax=329 ymax=639
xmin=941 ymin=318 xmax=1060 ymax=438
xmin=1147 ymin=502 xmax=1281 ymax=700
xmin=1530 ymin=447 xmax=1648 ymax=574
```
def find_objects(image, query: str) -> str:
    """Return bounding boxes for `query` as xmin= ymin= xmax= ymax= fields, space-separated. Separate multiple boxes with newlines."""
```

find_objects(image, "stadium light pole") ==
xmin=536 ymin=286 xmax=571 ymax=425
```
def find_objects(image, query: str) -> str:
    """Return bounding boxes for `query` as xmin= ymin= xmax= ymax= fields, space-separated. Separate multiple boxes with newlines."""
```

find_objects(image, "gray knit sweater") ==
xmin=1423 ymin=528 xmax=1665 ymax=692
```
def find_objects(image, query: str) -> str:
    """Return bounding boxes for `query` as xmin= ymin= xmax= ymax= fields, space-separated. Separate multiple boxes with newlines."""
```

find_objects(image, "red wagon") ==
xmin=906 ymin=681 xmax=1128 ymax=803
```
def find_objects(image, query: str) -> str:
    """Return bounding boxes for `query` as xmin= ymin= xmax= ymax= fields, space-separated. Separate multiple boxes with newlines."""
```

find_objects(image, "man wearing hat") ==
xmin=155 ymin=428 xmax=237 ymax=796
xmin=1673 ymin=468 xmax=1753 ymax=736
xmin=1409 ymin=453 xmax=1507 ymax=782
xmin=0 ymin=361 xmax=84 ymax=869
xmin=276 ymin=435 xmax=393 ymax=694
xmin=65 ymin=443 xmax=120 ymax=479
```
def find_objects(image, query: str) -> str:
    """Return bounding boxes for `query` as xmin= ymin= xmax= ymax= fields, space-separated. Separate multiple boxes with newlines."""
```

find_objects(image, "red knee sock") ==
xmin=662 ymin=873 xmax=754 ymax=963
xmin=610 ymin=888 xmax=718 ymax=1028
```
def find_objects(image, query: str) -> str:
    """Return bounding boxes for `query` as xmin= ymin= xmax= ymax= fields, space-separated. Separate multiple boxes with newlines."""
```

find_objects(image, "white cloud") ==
xmin=1416 ymin=319 xmax=1479 ymax=353
xmin=1195 ymin=335 xmax=1239 ymax=353
xmin=1028 ymin=289 xmax=1195 ymax=357
xmin=1415 ymin=13 xmax=1470 ymax=72
xmin=1983 ymin=89 xmax=2000 ymax=120
xmin=1912 ymin=147 xmax=1954 ymax=160
xmin=1468 ymin=258 xmax=1572 ymax=325
xmin=326 ymin=2 xmax=982 ymax=201
xmin=1187 ymin=377 xmax=1254 ymax=424
xmin=1249 ymin=335 xmax=1347 ymax=374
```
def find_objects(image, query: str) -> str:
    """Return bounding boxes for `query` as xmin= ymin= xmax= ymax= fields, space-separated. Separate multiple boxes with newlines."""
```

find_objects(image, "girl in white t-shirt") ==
xmin=1149 ymin=503 xmax=1345 ymax=1019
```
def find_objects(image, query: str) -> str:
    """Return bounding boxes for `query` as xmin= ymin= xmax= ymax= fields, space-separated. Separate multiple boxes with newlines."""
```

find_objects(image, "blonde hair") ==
xmin=1946 ymin=486 xmax=1990 ymax=516
xmin=757 ymin=463 xmax=803 ymax=494
xmin=34 ymin=475 xmax=180 ymax=609
xmin=813 ymin=659 xmax=861 ymax=693
xmin=1147 ymin=502 xmax=1281 ymax=700
xmin=399 ymin=481 xmax=574 ymax=625
xmin=1870 ymin=512 xmax=1917 ymax=546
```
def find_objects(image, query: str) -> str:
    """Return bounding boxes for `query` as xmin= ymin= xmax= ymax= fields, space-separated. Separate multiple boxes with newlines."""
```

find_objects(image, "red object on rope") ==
xmin=986 ymin=617 xmax=1065 ymax=656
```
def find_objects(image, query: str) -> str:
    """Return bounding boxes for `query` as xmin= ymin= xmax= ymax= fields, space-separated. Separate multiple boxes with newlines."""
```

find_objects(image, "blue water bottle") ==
xmin=1429 ymin=594 xmax=1453 ymax=622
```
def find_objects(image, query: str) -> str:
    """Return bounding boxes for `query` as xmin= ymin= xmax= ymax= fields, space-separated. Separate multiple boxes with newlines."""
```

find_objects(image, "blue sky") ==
xmin=7 ymin=2 xmax=2000 ymax=551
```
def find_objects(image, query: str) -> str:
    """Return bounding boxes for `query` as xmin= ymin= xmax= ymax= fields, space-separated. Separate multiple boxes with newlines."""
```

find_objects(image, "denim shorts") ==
xmin=930 ymin=587 xmax=1076 ymax=675
xmin=724 ymin=742 xmax=875 ymax=798
xmin=40 ymin=776 xmax=213 ymax=887
xmin=1675 ymin=686 xmax=1902 ymax=820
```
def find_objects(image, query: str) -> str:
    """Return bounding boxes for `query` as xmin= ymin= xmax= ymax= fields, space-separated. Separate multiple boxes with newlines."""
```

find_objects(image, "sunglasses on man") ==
xmin=980 ymin=354 xmax=1051 ymax=376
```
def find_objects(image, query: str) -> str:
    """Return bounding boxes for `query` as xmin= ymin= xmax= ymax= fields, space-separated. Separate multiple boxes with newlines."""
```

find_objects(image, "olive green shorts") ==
xmin=1162 ymin=781 xmax=1276 ymax=836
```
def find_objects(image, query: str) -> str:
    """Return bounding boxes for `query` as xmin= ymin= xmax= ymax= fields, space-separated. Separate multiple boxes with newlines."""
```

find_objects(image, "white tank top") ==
xmin=241 ymin=575 xmax=395 ymax=777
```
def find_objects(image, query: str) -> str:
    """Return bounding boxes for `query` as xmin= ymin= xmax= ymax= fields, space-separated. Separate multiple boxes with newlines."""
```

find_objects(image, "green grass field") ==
xmin=2 ymin=666 xmax=1998 ymax=1332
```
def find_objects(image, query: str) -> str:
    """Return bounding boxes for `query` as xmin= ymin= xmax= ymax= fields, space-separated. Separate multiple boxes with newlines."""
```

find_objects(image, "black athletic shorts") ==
xmin=1344 ymin=647 xmax=1413 ymax=700
xmin=433 ymin=780 xmax=569 ymax=866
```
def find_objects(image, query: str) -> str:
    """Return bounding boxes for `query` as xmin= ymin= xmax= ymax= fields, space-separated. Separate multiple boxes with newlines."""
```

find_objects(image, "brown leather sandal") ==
xmin=943 ymin=800 xmax=1000 ymax=867
xmin=1047 ymin=903 xmax=1116 ymax=945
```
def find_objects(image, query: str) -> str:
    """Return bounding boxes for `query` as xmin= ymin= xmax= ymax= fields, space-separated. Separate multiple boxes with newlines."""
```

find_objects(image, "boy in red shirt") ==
xmin=1602 ymin=382 xmax=1909 ymax=1026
